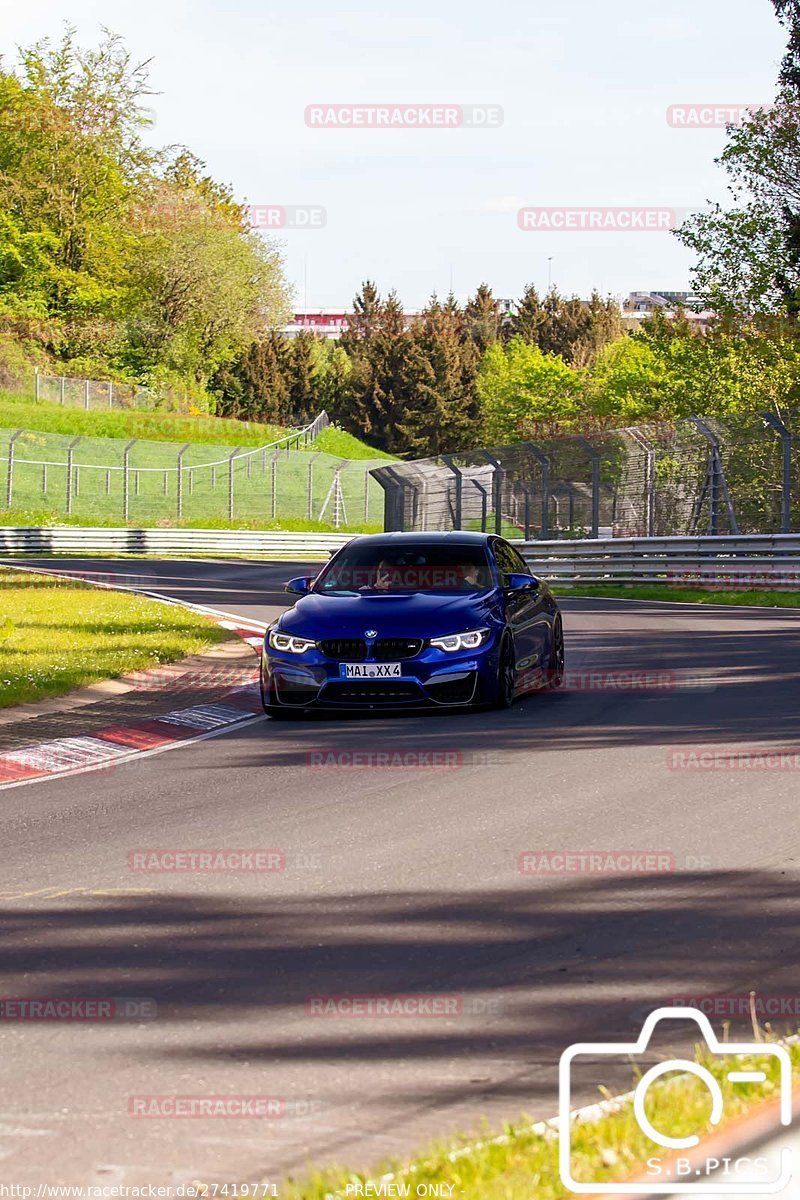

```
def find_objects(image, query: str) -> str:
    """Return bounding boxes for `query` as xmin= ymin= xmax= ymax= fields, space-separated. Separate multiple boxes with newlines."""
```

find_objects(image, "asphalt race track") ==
xmin=2 ymin=557 xmax=800 ymax=1186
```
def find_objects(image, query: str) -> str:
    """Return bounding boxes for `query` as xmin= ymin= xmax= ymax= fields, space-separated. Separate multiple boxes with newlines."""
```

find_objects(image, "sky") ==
xmin=1 ymin=0 xmax=789 ymax=310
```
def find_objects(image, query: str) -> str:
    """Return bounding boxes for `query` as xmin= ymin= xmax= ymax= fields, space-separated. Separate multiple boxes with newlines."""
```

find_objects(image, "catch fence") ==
xmin=370 ymin=414 xmax=799 ymax=538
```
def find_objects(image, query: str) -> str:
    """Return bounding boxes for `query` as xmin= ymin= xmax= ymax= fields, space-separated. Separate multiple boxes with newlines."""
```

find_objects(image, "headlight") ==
xmin=268 ymin=628 xmax=316 ymax=654
xmin=429 ymin=628 xmax=489 ymax=652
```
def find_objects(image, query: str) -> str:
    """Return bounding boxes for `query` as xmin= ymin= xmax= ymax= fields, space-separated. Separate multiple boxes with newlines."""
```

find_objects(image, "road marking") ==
xmin=0 ymin=887 xmax=156 ymax=901
xmin=0 ymin=710 xmax=265 ymax=792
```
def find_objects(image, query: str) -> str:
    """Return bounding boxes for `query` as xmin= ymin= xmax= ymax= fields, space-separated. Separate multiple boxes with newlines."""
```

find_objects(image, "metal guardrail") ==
xmin=0 ymin=527 xmax=352 ymax=557
xmin=1 ymin=529 xmax=800 ymax=588
xmin=519 ymin=534 xmax=800 ymax=586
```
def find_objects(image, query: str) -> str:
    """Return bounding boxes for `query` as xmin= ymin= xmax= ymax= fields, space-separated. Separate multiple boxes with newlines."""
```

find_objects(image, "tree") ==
xmin=211 ymin=331 xmax=289 ymax=422
xmin=0 ymin=28 xmax=292 ymax=393
xmin=285 ymin=331 xmax=317 ymax=424
xmin=477 ymin=337 xmax=586 ymax=444
xmin=773 ymin=0 xmax=800 ymax=91
xmin=463 ymin=283 xmax=501 ymax=354
xmin=337 ymin=284 xmax=416 ymax=451
xmin=509 ymin=286 xmax=623 ymax=365
xmin=510 ymin=284 xmax=546 ymax=344
xmin=675 ymin=3 xmax=800 ymax=314
xmin=397 ymin=294 xmax=483 ymax=455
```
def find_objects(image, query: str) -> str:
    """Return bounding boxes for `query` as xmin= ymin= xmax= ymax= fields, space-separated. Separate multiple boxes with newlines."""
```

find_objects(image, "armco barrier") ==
xmin=1 ymin=528 xmax=800 ymax=586
xmin=519 ymin=534 xmax=800 ymax=586
xmin=0 ymin=527 xmax=352 ymax=557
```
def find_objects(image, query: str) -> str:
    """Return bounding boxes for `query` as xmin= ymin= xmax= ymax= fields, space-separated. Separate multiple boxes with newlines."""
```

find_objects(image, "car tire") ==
xmin=544 ymin=616 xmax=565 ymax=690
xmin=493 ymin=635 xmax=516 ymax=709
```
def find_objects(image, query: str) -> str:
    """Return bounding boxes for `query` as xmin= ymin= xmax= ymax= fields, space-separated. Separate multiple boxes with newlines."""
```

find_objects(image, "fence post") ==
xmin=34 ymin=370 xmax=40 ymax=402
xmin=516 ymin=482 xmax=533 ymax=539
xmin=105 ymin=470 xmax=111 ymax=495
xmin=524 ymin=442 xmax=551 ymax=538
xmin=84 ymin=379 xmax=90 ymax=410
xmin=575 ymin=437 xmax=601 ymax=537
xmin=123 ymin=439 xmax=137 ymax=522
xmin=59 ymin=376 xmax=65 ymax=405
xmin=688 ymin=416 xmax=739 ymax=536
xmin=472 ymin=479 xmax=489 ymax=532
xmin=761 ymin=411 xmax=793 ymax=533
xmin=228 ymin=447 xmax=241 ymax=521
xmin=42 ymin=463 xmax=48 ymax=496
xmin=479 ymin=450 xmax=504 ymax=534
xmin=307 ymin=452 xmax=322 ymax=520
xmin=5 ymin=430 xmax=23 ymax=509
xmin=271 ymin=452 xmax=279 ymax=519
xmin=108 ymin=380 xmax=113 ymax=409
xmin=176 ymin=443 xmax=190 ymax=520
xmin=442 ymin=456 xmax=464 ymax=530
xmin=65 ymin=436 xmax=82 ymax=515
xmin=626 ymin=428 xmax=656 ymax=536
xmin=364 ymin=467 xmax=370 ymax=523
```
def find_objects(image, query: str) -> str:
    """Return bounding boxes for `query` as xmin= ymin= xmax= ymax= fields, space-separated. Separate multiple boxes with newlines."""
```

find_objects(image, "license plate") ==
xmin=340 ymin=662 xmax=402 ymax=679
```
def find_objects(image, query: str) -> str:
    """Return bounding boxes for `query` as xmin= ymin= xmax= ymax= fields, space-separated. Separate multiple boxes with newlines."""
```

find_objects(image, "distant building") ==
xmin=281 ymin=299 xmax=515 ymax=339
xmin=622 ymin=291 xmax=712 ymax=329
xmin=624 ymin=290 xmax=703 ymax=312
xmin=280 ymin=311 xmax=351 ymax=339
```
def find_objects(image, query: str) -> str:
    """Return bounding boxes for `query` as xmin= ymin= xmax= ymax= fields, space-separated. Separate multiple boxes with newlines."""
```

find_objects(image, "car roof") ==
xmin=346 ymin=531 xmax=496 ymax=546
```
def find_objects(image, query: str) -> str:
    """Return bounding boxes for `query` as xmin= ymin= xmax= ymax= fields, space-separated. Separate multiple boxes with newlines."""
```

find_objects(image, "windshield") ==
xmin=314 ymin=543 xmax=493 ymax=595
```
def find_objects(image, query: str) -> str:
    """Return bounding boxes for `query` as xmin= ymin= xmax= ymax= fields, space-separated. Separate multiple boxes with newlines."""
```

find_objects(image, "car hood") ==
xmin=277 ymin=590 xmax=499 ymax=639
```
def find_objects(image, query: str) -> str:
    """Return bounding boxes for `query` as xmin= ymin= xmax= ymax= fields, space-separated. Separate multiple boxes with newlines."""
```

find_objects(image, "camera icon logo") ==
xmin=559 ymin=1007 xmax=792 ymax=1194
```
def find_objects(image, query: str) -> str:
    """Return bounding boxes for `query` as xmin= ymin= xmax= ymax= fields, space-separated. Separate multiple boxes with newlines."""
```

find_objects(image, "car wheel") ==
xmin=544 ymin=616 xmax=565 ymax=689
xmin=494 ymin=636 xmax=516 ymax=709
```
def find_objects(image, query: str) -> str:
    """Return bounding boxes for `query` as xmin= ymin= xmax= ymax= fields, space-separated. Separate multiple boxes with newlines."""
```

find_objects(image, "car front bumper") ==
xmin=262 ymin=640 xmax=498 ymax=709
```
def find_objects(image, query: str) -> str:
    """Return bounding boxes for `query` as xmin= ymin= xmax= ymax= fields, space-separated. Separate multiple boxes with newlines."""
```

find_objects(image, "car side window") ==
xmin=493 ymin=540 xmax=531 ymax=578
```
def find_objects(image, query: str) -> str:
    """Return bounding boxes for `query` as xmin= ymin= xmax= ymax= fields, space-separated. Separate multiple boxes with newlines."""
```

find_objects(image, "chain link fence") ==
xmin=370 ymin=413 xmax=799 ymax=538
xmin=34 ymin=371 xmax=161 ymax=412
xmin=1 ymin=412 xmax=386 ymax=528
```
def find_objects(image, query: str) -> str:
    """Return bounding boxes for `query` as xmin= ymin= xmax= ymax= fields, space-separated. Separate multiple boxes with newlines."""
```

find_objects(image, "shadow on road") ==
xmin=2 ymin=869 xmax=799 ymax=1105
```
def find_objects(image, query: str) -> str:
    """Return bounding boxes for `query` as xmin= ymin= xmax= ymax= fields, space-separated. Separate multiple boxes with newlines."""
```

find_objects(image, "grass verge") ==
xmin=0 ymin=389 xmax=393 ymax=459
xmin=280 ymin=1038 xmax=797 ymax=1199
xmin=553 ymin=583 xmax=800 ymax=608
xmin=0 ymin=569 xmax=230 ymax=707
xmin=0 ymin=390 xmax=288 ymax=447
xmin=0 ymin=508 xmax=381 ymax=534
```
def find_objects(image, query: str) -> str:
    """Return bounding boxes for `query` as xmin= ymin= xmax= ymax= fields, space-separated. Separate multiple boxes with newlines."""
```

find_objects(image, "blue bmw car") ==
xmin=260 ymin=532 xmax=564 ymax=716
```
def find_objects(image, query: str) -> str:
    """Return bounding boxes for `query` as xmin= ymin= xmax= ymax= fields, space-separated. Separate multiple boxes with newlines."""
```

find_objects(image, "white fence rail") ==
xmin=2 ymin=529 xmax=800 ymax=587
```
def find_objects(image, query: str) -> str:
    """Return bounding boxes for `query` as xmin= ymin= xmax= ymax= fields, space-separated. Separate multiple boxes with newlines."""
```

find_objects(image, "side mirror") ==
xmin=505 ymin=573 xmax=538 ymax=592
xmin=285 ymin=576 xmax=313 ymax=595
